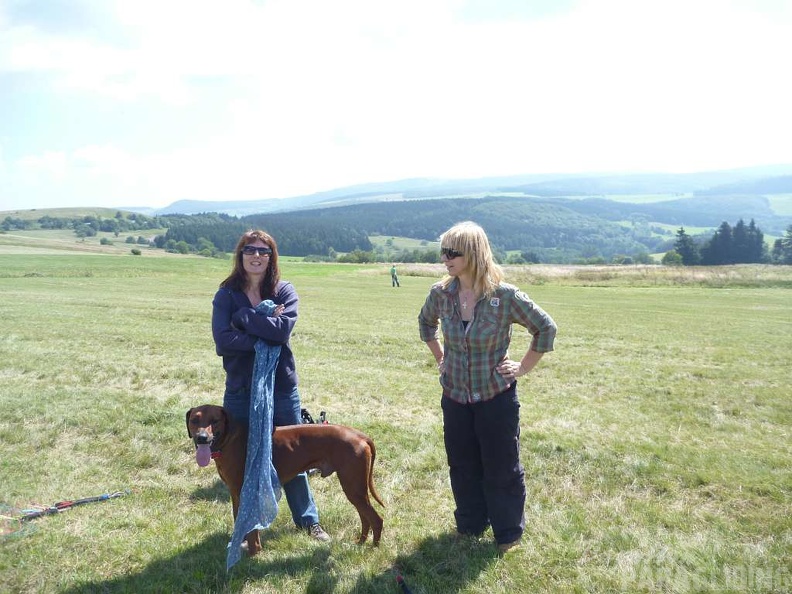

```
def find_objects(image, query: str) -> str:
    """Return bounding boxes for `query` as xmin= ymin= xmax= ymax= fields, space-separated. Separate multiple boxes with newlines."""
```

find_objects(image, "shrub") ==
xmin=662 ymin=250 xmax=683 ymax=266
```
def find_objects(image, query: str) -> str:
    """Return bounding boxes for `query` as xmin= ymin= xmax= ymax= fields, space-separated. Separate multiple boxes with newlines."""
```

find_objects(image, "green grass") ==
xmin=0 ymin=207 xmax=138 ymax=220
xmin=650 ymin=222 xmax=716 ymax=235
xmin=368 ymin=234 xmax=440 ymax=255
xmin=766 ymin=194 xmax=792 ymax=216
xmin=592 ymin=193 xmax=691 ymax=204
xmin=1 ymin=252 xmax=790 ymax=593
xmin=0 ymin=229 xmax=171 ymax=257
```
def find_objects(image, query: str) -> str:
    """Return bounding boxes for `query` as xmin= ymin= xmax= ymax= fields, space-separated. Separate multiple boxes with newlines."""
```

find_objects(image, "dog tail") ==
xmin=367 ymin=437 xmax=385 ymax=508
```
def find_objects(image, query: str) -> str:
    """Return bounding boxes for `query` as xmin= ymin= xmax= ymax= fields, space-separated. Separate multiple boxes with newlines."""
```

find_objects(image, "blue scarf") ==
xmin=227 ymin=299 xmax=282 ymax=571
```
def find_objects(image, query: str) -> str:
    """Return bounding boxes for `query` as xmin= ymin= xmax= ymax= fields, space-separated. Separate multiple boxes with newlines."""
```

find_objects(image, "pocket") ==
xmin=440 ymin=316 xmax=464 ymax=342
xmin=475 ymin=309 xmax=500 ymax=334
xmin=471 ymin=311 xmax=505 ymax=353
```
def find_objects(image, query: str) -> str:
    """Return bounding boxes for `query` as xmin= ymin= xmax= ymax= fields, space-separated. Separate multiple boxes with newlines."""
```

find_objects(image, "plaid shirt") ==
xmin=419 ymin=279 xmax=557 ymax=404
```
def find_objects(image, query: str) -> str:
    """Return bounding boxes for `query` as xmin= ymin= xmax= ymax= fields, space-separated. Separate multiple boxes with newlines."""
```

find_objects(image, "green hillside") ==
xmin=5 ymin=187 xmax=791 ymax=264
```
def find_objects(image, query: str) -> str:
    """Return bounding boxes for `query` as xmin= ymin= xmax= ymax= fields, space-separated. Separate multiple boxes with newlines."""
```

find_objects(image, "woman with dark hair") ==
xmin=418 ymin=221 xmax=557 ymax=554
xmin=211 ymin=229 xmax=330 ymax=542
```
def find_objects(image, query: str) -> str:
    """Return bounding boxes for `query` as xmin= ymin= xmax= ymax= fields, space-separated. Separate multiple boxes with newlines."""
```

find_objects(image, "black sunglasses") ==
xmin=441 ymin=247 xmax=464 ymax=259
xmin=241 ymin=245 xmax=272 ymax=256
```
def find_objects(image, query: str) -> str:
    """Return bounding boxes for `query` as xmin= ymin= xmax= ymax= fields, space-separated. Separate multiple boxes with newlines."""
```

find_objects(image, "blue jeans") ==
xmin=223 ymin=385 xmax=320 ymax=528
xmin=441 ymin=383 xmax=525 ymax=545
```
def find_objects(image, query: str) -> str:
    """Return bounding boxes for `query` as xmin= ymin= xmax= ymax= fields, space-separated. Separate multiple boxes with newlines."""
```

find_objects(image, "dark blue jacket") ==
xmin=211 ymin=281 xmax=299 ymax=394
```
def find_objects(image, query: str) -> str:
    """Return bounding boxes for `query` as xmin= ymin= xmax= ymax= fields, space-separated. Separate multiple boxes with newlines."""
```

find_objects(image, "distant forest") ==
xmin=238 ymin=195 xmax=791 ymax=263
xmin=243 ymin=197 xmax=662 ymax=262
xmin=138 ymin=197 xmax=663 ymax=263
xmin=5 ymin=194 xmax=792 ymax=264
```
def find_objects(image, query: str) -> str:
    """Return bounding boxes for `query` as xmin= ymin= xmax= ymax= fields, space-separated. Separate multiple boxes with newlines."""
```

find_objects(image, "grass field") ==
xmin=1 ymin=207 xmax=138 ymax=221
xmin=0 ymin=251 xmax=790 ymax=593
xmin=0 ymin=230 xmax=169 ymax=257
xmin=368 ymin=234 xmax=440 ymax=256
xmin=766 ymin=195 xmax=792 ymax=216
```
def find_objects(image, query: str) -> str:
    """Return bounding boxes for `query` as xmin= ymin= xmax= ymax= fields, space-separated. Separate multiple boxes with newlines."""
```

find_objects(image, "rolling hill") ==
xmin=4 ymin=165 xmax=792 ymax=263
xmin=130 ymin=164 xmax=792 ymax=221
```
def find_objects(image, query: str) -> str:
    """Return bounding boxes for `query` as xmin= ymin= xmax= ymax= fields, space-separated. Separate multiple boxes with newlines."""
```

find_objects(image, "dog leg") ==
xmin=245 ymin=529 xmax=262 ymax=556
xmin=229 ymin=488 xmax=262 ymax=556
xmin=337 ymin=465 xmax=383 ymax=545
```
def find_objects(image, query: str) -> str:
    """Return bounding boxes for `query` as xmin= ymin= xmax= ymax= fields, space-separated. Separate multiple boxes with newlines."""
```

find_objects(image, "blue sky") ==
xmin=1 ymin=0 xmax=791 ymax=211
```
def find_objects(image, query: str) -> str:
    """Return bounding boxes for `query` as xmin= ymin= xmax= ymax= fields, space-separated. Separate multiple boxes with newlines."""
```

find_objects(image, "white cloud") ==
xmin=1 ymin=0 xmax=791 ymax=210
xmin=18 ymin=150 xmax=69 ymax=178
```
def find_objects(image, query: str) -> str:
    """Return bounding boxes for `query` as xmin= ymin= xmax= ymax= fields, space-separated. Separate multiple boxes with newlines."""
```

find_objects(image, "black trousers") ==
xmin=441 ymin=383 xmax=525 ymax=545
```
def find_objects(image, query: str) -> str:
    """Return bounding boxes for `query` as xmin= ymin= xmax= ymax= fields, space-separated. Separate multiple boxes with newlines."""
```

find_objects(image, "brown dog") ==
xmin=186 ymin=404 xmax=384 ymax=556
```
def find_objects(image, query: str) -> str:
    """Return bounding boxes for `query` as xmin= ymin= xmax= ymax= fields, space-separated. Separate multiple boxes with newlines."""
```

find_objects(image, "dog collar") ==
xmin=211 ymin=451 xmax=222 ymax=459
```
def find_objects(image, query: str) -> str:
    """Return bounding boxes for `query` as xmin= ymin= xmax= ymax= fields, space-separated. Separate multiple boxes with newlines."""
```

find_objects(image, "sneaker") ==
xmin=497 ymin=538 xmax=521 ymax=554
xmin=307 ymin=523 xmax=331 ymax=542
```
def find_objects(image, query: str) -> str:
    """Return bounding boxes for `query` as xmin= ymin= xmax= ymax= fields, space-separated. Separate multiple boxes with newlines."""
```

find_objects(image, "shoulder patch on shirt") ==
xmin=514 ymin=289 xmax=533 ymax=303
xmin=490 ymin=297 xmax=500 ymax=307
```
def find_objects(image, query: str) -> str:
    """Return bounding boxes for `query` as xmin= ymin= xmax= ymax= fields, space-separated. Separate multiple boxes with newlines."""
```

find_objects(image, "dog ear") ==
xmin=219 ymin=407 xmax=229 ymax=433
xmin=186 ymin=408 xmax=194 ymax=437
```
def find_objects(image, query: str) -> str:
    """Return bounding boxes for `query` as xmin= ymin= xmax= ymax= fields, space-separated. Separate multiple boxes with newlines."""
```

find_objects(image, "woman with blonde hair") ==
xmin=418 ymin=221 xmax=557 ymax=553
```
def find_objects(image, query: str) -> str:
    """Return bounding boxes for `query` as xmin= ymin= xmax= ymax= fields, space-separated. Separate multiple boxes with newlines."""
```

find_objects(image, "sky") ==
xmin=1 ymin=0 xmax=791 ymax=211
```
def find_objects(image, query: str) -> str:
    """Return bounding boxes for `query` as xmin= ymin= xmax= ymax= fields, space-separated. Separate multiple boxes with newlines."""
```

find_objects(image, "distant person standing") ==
xmin=390 ymin=264 xmax=400 ymax=287
xmin=418 ymin=221 xmax=557 ymax=554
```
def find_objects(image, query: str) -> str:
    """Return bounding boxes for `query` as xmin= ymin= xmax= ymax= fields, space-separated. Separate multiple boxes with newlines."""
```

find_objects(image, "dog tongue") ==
xmin=196 ymin=444 xmax=212 ymax=467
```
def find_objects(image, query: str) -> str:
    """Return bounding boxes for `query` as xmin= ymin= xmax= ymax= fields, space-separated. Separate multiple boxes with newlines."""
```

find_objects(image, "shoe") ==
xmin=497 ymin=538 xmax=521 ymax=554
xmin=306 ymin=523 xmax=331 ymax=542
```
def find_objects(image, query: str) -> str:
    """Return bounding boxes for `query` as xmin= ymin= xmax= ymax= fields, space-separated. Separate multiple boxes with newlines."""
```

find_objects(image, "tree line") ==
xmin=2 ymin=212 xmax=165 ymax=236
xmin=7 ymin=203 xmax=792 ymax=266
xmin=664 ymin=219 xmax=792 ymax=265
xmin=241 ymin=197 xmax=668 ymax=264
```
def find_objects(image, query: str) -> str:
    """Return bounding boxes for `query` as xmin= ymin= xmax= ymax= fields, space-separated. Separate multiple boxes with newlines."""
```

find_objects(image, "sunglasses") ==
xmin=441 ymin=247 xmax=464 ymax=259
xmin=241 ymin=245 xmax=272 ymax=256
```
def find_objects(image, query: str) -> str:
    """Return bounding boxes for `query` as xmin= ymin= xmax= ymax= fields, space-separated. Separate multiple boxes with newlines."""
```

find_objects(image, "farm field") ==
xmin=0 ymin=230 xmax=169 ymax=257
xmin=766 ymin=194 xmax=792 ymax=216
xmin=0 ymin=252 xmax=790 ymax=593
xmin=0 ymin=207 xmax=132 ymax=221
xmin=368 ymin=234 xmax=440 ymax=253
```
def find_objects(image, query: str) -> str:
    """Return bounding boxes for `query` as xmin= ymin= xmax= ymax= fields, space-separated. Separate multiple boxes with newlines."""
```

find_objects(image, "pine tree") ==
xmin=732 ymin=219 xmax=748 ymax=263
xmin=709 ymin=222 xmax=734 ymax=264
xmin=674 ymin=227 xmax=700 ymax=265
xmin=702 ymin=219 xmax=767 ymax=265
xmin=775 ymin=225 xmax=792 ymax=264
xmin=746 ymin=219 xmax=767 ymax=263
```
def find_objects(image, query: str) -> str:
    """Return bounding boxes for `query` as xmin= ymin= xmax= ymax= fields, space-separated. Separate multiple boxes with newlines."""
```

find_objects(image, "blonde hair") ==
xmin=440 ymin=221 xmax=503 ymax=298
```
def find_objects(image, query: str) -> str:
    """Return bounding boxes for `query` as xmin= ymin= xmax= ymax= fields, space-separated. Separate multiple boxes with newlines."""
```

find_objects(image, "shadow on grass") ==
xmin=190 ymin=477 xmax=231 ymax=505
xmin=355 ymin=532 xmax=501 ymax=594
xmin=59 ymin=530 xmax=337 ymax=594
xmin=58 ymin=531 xmax=499 ymax=594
